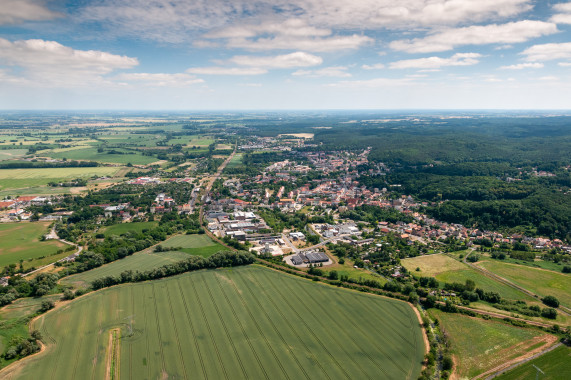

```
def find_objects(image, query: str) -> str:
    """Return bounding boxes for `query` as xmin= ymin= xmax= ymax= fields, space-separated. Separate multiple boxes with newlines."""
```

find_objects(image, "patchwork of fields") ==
xmin=402 ymin=254 xmax=537 ymax=302
xmin=429 ymin=309 xmax=556 ymax=379
xmin=477 ymin=260 xmax=571 ymax=309
xmin=10 ymin=266 xmax=425 ymax=380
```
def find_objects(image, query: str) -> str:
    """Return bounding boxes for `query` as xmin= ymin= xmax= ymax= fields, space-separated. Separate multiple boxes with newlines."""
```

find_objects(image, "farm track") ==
xmin=226 ymin=273 xmax=292 ymax=379
xmin=202 ymin=274 xmax=249 ymax=379
xmin=190 ymin=275 xmax=230 ymax=380
xmin=289 ymin=273 xmax=400 ymax=379
xmin=165 ymin=285 xmax=189 ymax=380
xmin=176 ymin=281 xmax=208 ymax=380
xmin=252 ymin=271 xmax=352 ymax=379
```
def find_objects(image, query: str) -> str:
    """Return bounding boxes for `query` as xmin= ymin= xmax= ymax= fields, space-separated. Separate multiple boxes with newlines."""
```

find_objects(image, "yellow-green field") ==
xmin=6 ymin=266 xmax=425 ymax=380
xmin=0 ymin=222 xmax=70 ymax=269
xmin=478 ymin=260 xmax=571 ymax=309
xmin=0 ymin=167 xmax=120 ymax=191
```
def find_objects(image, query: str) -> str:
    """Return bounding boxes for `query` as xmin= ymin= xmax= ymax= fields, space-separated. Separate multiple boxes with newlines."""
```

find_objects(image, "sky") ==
xmin=1 ymin=0 xmax=571 ymax=110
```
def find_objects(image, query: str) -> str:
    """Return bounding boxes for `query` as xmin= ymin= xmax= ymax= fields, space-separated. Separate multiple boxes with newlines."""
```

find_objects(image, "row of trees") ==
xmin=91 ymin=251 xmax=255 ymax=290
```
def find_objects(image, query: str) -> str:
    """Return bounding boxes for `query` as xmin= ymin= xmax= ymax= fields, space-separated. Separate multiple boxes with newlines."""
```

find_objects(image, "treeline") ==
xmin=0 ymin=160 xmax=98 ymax=169
xmin=91 ymin=251 xmax=255 ymax=290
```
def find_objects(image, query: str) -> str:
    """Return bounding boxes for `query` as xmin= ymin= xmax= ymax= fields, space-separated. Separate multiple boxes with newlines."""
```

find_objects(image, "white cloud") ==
xmin=186 ymin=67 xmax=267 ymax=75
xmin=223 ymin=34 xmax=372 ymax=52
xmin=550 ymin=13 xmax=571 ymax=24
xmin=390 ymin=53 xmax=481 ymax=69
xmin=362 ymin=63 xmax=385 ymax=70
xmin=292 ymin=66 xmax=351 ymax=77
xmin=500 ymin=62 xmax=544 ymax=69
xmin=115 ymin=73 xmax=204 ymax=87
xmin=0 ymin=38 xmax=138 ymax=86
xmin=538 ymin=76 xmax=559 ymax=81
xmin=0 ymin=0 xmax=61 ymax=25
xmin=390 ymin=21 xmax=557 ymax=53
xmin=79 ymin=0 xmax=533 ymax=43
xmin=229 ymin=52 xmax=322 ymax=68
xmin=553 ymin=2 xmax=571 ymax=13
xmin=558 ymin=62 xmax=571 ymax=67
xmin=551 ymin=2 xmax=571 ymax=24
xmin=522 ymin=42 xmax=571 ymax=62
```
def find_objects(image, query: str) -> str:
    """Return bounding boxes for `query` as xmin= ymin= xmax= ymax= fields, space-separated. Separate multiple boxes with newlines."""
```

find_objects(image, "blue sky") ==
xmin=1 ymin=0 xmax=571 ymax=109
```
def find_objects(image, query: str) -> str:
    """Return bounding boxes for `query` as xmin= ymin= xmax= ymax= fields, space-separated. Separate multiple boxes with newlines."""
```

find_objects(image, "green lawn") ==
xmin=496 ymin=345 xmax=571 ymax=380
xmin=102 ymin=221 xmax=158 ymax=237
xmin=429 ymin=309 xmax=554 ymax=379
xmin=0 ymin=223 xmax=70 ymax=268
xmin=161 ymin=234 xmax=229 ymax=257
xmin=478 ymin=260 xmax=571 ymax=309
xmin=12 ymin=266 xmax=425 ymax=380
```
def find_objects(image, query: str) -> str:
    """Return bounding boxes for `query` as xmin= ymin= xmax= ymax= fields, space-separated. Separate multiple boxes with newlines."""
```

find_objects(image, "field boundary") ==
xmin=483 ymin=342 xmax=563 ymax=379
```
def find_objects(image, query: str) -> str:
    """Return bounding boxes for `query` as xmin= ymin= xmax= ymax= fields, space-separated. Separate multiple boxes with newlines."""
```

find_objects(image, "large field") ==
xmin=401 ymin=254 xmax=536 ymax=302
xmin=429 ymin=309 xmax=556 ymax=379
xmin=478 ymin=260 xmax=571 ymax=309
xmin=0 ymin=167 xmax=121 ymax=191
xmin=496 ymin=345 xmax=571 ymax=380
xmin=0 ymin=223 xmax=69 ymax=269
xmin=161 ymin=234 xmax=229 ymax=257
xmin=6 ymin=266 xmax=425 ymax=380
xmin=45 ymin=147 xmax=157 ymax=165
xmin=60 ymin=251 xmax=192 ymax=288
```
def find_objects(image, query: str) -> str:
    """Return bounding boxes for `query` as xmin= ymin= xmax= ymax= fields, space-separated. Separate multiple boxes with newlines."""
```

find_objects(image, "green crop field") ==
xmin=161 ymin=234 xmax=229 ymax=257
xmin=225 ymin=153 xmax=244 ymax=168
xmin=0 ymin=223 xmax=70 ymax=268
xmin=9 ymin=266 xmax=425 ymax=380
xmin=60 ymin=251 xmax=193 ymax=288
xmin=496 ymin=345 xmax=571 ymax=380
xmin=102 ymin=221 xmax=158 ymax=237
xmin=478 ymin=261 xmax=571 ymax=308
xmin=429 ymin=310 xmax=555 ymax=379
xmin=45 ymin=147 xmax=156 ymax=165
xmin=402 ymin=254 xmax=536 ymax=302
xmin=0 ymin=149 xmax=28 ymax=161
xmin=0 ymin=167 xmax=120 ymax=191
xmin=167 ymin=135 xmax=214 ymax=146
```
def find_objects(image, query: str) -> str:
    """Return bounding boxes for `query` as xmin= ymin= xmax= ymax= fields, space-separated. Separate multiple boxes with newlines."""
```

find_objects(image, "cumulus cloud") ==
xmin=292 ymin=66 xmax=351 ymax=77
xmin=229 ymin=52 xmax=323 ymax=68
xmin=186 ymin=67 xmax=268 ymax=75
xmin=115 ymin=73 xmax=204 ymax=87
xmin=500 ymin=62 xmax=544 ymax=69
xmin=78 ymin=0 xmax=533 ymax=43
xmin=522 ymin=42 xmax=571 ymax=62
xmin=551 ymin=2 xmax=571 ymax=24
xmin=390 ymin=20 xmax=557 ymax=53
xmin=0 ymin=38 xmax=138 ymax=86
xmin=390 ymin=53 xmax=481 ymax=69
xmin=0 ymin=0 xmax=62 ymax=25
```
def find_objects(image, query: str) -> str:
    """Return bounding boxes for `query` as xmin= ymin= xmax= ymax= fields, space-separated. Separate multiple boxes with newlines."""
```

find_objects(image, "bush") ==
xmin=563 ymin=266 xmax=571 ymax=274
xmin=542 ymin=295 xmax=560 ymax=308
xmin=541 ymin=308 xmax=557 ymax=319
xmin=39 ymin=300 xmax=55 ymax=313
xmin=442 ymin=356 xmax=453 ymax=371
